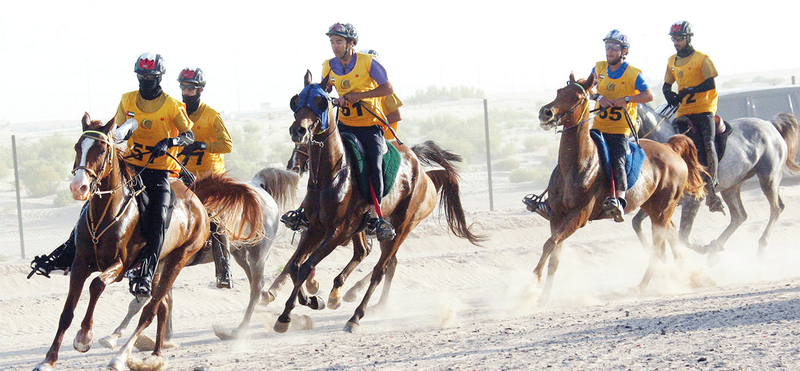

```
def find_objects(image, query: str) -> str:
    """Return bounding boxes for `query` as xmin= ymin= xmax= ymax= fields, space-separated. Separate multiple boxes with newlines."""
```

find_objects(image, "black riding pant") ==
xmin=602 ymin=132 xmax=629 ymax=195
xmin=134 ymin=166 xmax=172 ymax=276
xmin=676 ymin=112 xmax=717 ymax=185
xmin=338 ymin=124 xmax=385 ymax=203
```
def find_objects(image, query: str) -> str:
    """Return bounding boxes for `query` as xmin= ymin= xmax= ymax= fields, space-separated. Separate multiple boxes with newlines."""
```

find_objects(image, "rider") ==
xmin=590 ymin=30 xmax=653 ymax=222
xmin=324 ymin=23 xmax=396 ymax=241
xmin=28 ymin=53 xmax=194 ymax=293
xmin=360 ymin=49 xmax=404 ymax=140
xmin=176 ymin=67 xmax=235 ymax=289
xmin=662 ymin=20 xmax=724 ymax=214
xmin=119 ymin=53 xmax=194 ymax=296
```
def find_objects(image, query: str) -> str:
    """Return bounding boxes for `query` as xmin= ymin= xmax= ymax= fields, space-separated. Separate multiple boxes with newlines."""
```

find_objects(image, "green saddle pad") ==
xmin=341 ymin=135 xmax=401 ymax=200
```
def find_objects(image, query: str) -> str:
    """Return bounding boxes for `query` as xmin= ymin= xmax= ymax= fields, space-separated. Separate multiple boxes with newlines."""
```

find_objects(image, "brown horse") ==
xmin=34 ymin=114 xmax=263 ymax=371
xmin=273 ymin=71 xmax=484 ymax=333
xmin=534 ymin=74 xmax=706 ymax=304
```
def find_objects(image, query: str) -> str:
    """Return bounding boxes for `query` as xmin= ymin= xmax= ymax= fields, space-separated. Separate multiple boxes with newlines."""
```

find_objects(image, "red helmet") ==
xmin=177 ymin=67 xmax=206 ymax=87
xmin=326 ymin=22 xmax=358 ymax=45
xmin=134 ymin=52 xmax=165 ymax=76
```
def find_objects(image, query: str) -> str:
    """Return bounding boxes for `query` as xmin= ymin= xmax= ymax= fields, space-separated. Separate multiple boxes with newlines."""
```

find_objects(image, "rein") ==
xmin=355 ymin=100 xmax=404 ymax=145
xmin=641 ymin=104 xmax=678 ymax=139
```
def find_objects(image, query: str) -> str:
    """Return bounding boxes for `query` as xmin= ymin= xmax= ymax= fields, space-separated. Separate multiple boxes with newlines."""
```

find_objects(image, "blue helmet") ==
xmin=603 ymin=29 xmax=630 ymax=48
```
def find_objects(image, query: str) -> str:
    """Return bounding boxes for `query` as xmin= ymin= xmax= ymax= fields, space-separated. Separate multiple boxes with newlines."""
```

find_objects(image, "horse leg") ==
xmin=533 ymin=215 xmax=581 ymax=306
xmin=679 ymin=196 xmax=703 ymax=253
xmin=700 ymin=186 xmax=746 ymax=266
xmin=631 ymin=209 xmax=650 ymax=251
xmin=343 ymin=232 xmax=405 ymax=334
xmin=755 ymin=175 xmax=784 ymax=258
xmin=344 ymin=270 xmax=372 ymax=303
xmin=215 ymin=245 xmax=265 ymax=340
xmin=98 ymin=294 xmax=148 ymax=350
xmin=34 ymin=263 xmax=92 ymax=371
xmin=330 ymin=233 xmax=371 ymax=309
xmin=263 ymin=252 xmax=318 ymax=304
xmin=74 ymin=261 xmax=124 ymax=353
xmin=639 ymin=216 xmax=669 ymax=291
xmin=274 ymin=232 xmax=328 ymax=333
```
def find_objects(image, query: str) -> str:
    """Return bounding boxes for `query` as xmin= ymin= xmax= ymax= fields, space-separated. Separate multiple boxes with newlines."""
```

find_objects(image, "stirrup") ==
xmin=28 ymin=243 xmax=73 ymax=279
xmin=523 ymin=193 xmax=550 ymax=221
xmin=129 ymin=276 xmax=152 ymax=297
xmin=602 ymin=197 xmax=625 ymax=223
xmin=366 ymin=217 xmax=396 ymax=241
xmin=280 ymin=209 xmax=309 ymax=231
xmin=216 ymin=274 xmax=232 ymax=289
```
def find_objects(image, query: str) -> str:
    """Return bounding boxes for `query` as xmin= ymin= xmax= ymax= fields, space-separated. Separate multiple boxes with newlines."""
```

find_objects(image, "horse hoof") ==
xmin=134 ymin=335 xmax=156 ymax=352
xmin=98 ymin=335 xmax=118 ymax=350
xmin=308 ymin=295 xmax=326 ymax=310
xmin=707 ymin=252 xmax=721 ymax=267
xmin=261 ymin=290 xmax=277 ymax=305
xmin=274 ymin=318 xmax=291 ymax=333
xmin=73 ymin=336 xmax=93 ymax=353
xmin=213 ymin=324 xmax=238 ymax=340
xmin=33 ymin=363 xmax=54 ymax=371
xmin=106 ymin=357 xmax=125 ymax=371
xmin=343 ymin=321 xmax=360 ymax=334
xmin=343 ymin=288 xmax=359 ymax=302
xmin=328 ymin=296 xmax=342 ymax=310
xmin=305 ymin=279 xmax=320 ymax=295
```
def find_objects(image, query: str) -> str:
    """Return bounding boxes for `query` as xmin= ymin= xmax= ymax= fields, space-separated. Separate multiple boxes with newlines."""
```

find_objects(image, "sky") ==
xmin=1 ymin=0 xmax=798 ymax=125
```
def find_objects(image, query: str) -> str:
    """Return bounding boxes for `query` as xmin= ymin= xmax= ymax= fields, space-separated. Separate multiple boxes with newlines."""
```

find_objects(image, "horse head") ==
xmin=286 ymin=141 xmax=310 ymax=176
xmin=539 ymin=73 xmax=594 ymax=131
xmin=70 ymin=113 xmax=116 ymax=201
xmin=289 ymin=70 xmax=333 ymax=144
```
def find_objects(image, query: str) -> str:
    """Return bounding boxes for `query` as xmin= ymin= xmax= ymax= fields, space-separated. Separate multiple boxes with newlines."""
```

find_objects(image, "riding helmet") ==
xmin=134 ymin=52 xmax=166 ymax=76
xmin=177 ymin=67 xmax=206 ymax=87
xmin=669 ymin=21 xmax=693 ymax=36
xmin=326 ymin=23 xmax=358 ymax=45
xmin=603 ymin=29 xmax=630 ymax=48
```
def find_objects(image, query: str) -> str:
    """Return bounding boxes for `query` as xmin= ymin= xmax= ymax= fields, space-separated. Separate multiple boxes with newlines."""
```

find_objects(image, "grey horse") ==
xmin=633 ymin=104 xmax=800 ymax=264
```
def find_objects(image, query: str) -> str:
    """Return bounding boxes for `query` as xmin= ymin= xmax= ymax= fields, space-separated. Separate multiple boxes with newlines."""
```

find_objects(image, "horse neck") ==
xmin=558 ymin=110 xmax=597 ymax=174
xmin=308 ymin=123 xmax=347 ymax=185
xmin=92 ymin=156 xmax=129 ymax=208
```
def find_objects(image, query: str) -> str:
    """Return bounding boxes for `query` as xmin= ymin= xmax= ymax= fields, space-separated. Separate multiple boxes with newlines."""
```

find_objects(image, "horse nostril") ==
xmin=80 ymin=184 xmax=89 ymax=194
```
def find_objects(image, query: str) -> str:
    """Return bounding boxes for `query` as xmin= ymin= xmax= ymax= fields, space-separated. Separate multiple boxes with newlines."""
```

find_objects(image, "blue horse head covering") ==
xmin=294 ymin=83 xmax=333 ymax=131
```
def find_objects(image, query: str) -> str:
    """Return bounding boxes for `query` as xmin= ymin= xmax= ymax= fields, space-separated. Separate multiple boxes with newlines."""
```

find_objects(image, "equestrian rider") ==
xmin=360 ymin=49 xmax=404 ymax=140
xmin=662 ymin=21 xmax=724 ymax=214
xmin=591 ymin=30 xmax=654 ymax=222
xmin=28 ymin=54 xmax=194 ymax=294
xmin=323 ymin=23 xmax=396 ymax=241
xmin=176 ymin=67 xmax=235 ymax=289
xmin=120 ymin=53 xmax=195 ymax=297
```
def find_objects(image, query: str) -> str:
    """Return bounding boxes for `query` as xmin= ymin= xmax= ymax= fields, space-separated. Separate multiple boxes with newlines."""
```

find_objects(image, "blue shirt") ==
xmin=328 ymin=53 xmax=389 ymax=85
xmin=591 ymin=62 xmax=649 ymax=92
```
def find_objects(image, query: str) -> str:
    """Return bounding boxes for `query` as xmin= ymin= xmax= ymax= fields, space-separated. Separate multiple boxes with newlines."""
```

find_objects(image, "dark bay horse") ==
xmin=534 ymin=74 xmax=707 ymax=304
xmin=633 ymin=104 xmax=800 ymax=263
xmin=274 ymin=72 xmax=484 ymax=333
xmin=97 ymin=167 xmax=299 ymax=349
xmin=34 ymin=114 xmax=264 ymax=371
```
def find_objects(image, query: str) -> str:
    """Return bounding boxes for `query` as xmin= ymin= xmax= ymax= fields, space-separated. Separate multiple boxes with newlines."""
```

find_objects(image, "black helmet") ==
xmin=326 ymin=22 xmax=358 ymax=45
xmin=134 ymin=52 xmax=165 ymax=75
xmin=669 ymin=21 xmax=693 ymax=37
xmin=177 ymin=67 xmax=206 ymax=87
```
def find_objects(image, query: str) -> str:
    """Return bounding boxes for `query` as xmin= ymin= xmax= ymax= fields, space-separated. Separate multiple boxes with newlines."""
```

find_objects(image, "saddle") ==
xmin=590 ymin=129 xmax=646 ymax=190
xmin=673 ymin=115 xmax=733 ymax=161
xmin=340 ymin=132 xmax=401 ymax=201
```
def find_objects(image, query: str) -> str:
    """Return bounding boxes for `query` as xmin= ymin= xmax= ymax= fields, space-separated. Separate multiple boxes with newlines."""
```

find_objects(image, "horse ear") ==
xmin=101 ymin=117 xmax=115 ymax=134
xmin=304 ymin=70 xmax=312 ymax=87
xmin=313 ymin=96 xmax=329 ymax=112
xmin=583 ymin=73 xmax=595 ymax=92
xmin=320 ymin=72 xmax=331 ymax=92
xmin=569 ymin=72 xmax=576 ymax=83
xmin=81 ymin=112 xmax=91 ymax=130
xmin=290 ymin=94 xmax=300 ymax=112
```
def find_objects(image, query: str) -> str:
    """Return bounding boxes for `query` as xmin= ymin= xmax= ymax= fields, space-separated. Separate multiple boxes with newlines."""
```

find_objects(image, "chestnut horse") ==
xmin=34 ymin=114 xmax=264 ymax=371
xmin=273 ymin=71 xmax=484 ymax=333
xmin=534 ymin=74 xmax=706 ymax=304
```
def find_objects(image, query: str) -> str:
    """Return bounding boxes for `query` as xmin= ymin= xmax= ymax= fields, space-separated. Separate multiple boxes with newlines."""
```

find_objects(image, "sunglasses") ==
xmin=671 ymin=36 xmax=686 ymax=42
xmin=179 ymin=84 xmax=201 ymax=91
xmin=137 ymin=74 xmax=158 ymax=81
xmin=604 ymin=43 xmax=622 ymax=51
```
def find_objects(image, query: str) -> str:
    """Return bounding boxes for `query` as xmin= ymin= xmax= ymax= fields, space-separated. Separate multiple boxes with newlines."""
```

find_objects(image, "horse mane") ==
xmin=193 ymin=172 xmax=267 ymax=244
xmin=250 ymin=167 xmax=299 ymax=211
xmin=771 ymin=113 xmax=800 ymax=174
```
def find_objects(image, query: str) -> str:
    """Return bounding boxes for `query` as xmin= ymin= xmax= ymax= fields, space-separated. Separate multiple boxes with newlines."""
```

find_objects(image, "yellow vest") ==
xmin=180 ymin=102 xmax=226 ymax=175
xmin=667 ymin=51 xmax=718 ymax=116
xmin=593 ymin=61 xmax=641 ymax=136
xmin=120 ymin=91 xmax=189 ymax=172
xmin=382 ymin=93 xmax=403 ymax=139
xmin=322 ymin=53 xmax=385 ymax=127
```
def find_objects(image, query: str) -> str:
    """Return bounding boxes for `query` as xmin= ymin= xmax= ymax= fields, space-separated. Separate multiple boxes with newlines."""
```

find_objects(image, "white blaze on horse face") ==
xmin=69 ymin=137 xmax=96 ymax=201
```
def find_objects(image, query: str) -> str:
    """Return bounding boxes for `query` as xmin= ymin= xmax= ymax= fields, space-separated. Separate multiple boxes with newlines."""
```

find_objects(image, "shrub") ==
xmin=493 ymin=158 xmax=520 ymax=171
xmin=17 ymin=134 xmax=73 ymax=197
xmin=509 ymin=168 xmax=550 ymax=184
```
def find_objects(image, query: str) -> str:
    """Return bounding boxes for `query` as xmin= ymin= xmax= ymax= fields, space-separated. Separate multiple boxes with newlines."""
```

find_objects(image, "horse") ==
xmin=34 ymin=113 xmax=264 ymax=371
xmin=633 ymin=103 xmax=800 ymax=263
xmin=272 ymin=71 xmax=484 ymax=334
xmin=534 ymin=74 xmax=707 ymax=305
xmin=96 ymin=167 xmax=299 ymax=350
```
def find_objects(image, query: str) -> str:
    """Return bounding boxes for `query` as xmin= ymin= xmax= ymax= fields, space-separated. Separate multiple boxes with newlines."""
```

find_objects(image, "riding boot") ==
xmin=523 ymin=193 xmax=550 ymax=221
xmin=602 ymin=197 xmax=626 ymax=223
xmin=29 ymin=230 xmax=77 ymax=278
xmin=130 ymin=168 xmax=170 ymax=297
xmin=699 ymin=117 xmax=725 ymax=214
xmin=210 ymin=222 xmax=232 ymax=289
xmin=280 ymin=207 xmax=309 ymax=231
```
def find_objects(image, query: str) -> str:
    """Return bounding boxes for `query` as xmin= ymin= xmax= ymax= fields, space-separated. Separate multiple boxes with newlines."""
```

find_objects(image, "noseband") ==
xmin=552 ymin=82 xmax=590 ymax=128
xmin=72 ymin=130 xmax=115 ymax=190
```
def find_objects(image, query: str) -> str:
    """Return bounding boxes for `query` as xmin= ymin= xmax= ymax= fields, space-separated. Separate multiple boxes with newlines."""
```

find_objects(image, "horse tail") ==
xmin=770 ymin=112 xmax=800 ymax=174
xmin=250 ymin=167 xmax=300 ymax=211
xmin=666 ymin=134 xmax=708 ymax=199
xmin=193 ymin=172 xmax=267 ymax=244
xmin=412 ymin=141 xmax=487 ymax=246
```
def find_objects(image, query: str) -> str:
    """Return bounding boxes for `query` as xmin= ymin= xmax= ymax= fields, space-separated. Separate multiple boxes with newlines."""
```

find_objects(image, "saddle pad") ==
xmin=340 ymin=133 xmax=401 ymax=200
xmin=590 ymin=129 xmax=646 ymax=190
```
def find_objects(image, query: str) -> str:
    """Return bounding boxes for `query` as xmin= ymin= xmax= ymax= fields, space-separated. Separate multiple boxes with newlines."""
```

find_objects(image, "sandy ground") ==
xmin=2 ymin=174 xmax=800 ymax=371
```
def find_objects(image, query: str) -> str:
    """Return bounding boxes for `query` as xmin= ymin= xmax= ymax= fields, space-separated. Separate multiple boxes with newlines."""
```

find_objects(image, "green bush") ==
xmin=225 ymin=123 xmax=268 ymax=180
xmin=509 ymin=168 xmax=550 ymax=184
xmin=493 ymin=158 xmax=520 ymax=171
xmin=404 ymin=86 xmax=485 ymax=105
xmin=17 ymin=134 xmax=73 ymax=197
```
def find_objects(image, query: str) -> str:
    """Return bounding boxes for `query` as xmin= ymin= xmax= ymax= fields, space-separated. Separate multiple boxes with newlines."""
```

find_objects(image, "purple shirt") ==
xmin=328 ymin=53 xmax=389 ymax=85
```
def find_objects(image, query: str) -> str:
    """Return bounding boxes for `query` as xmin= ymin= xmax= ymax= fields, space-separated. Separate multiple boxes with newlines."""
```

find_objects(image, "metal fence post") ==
xmin=483 ymin=99 xmax=494 ymax=211
xmin=12 ymin=135 xmax=25 ymax=259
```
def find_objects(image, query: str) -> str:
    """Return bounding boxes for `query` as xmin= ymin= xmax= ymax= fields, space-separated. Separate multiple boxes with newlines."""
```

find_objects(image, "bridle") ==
xmin=554 ymin=82 xmax=592 ymax=129
xmin=292 ymin=83 xmax=341 ymax=186
xmin=72 ymin=130 xmax=116 ymax=195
